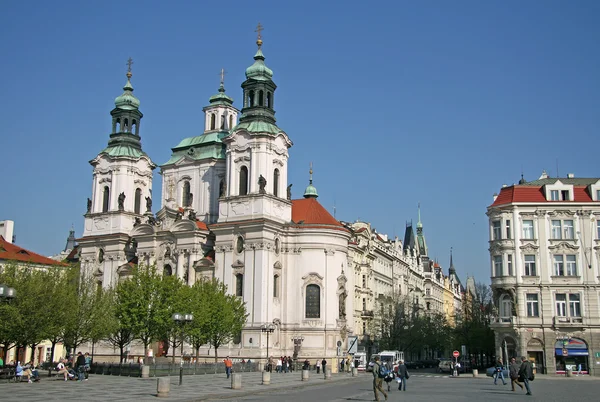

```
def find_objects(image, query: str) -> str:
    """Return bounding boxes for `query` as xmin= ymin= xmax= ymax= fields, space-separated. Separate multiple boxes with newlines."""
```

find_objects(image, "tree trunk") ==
xmin=50 ymin=341 xmax=57 ymax=363
xmin=214 ymin=344 xmax=219 ymax=363
xmin=120 ymin=344 xmax=125 ymax=363
xmin=29 ymin=343 xmax=38 ymax=363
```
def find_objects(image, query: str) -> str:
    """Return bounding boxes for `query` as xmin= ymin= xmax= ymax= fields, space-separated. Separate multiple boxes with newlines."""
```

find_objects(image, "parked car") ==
xmin=486 ymin=366 xmax=509 ymax=378
xmin=438 ymin=360 xmax=453 ymax=373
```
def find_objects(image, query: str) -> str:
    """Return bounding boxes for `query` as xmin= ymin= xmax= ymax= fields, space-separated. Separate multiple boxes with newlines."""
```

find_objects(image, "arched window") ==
xmin=221 ymin=114 xmax=226 ymax=129
xmin=183 ymin=181 xmax=191 ymax=207
xmin=500 ymin=295 xmax=512 ymax=320
xmin=248 ymin=90 xmax=255 ymax=107
xmin=124 ymin=118 xmax=129 ymax=132
xmin=102 ymin=186 xmax=110 ymax=212
xmin=210 ymin=114 xmax=216 ymax=130
xmin=305 ymin=284 xmax=320 ymax=318
xmin=163 ymin=265 xmax=173 ymax=276
xmin=132 ymin=120 xmax=137 ymax=135
xmin=98 ymin=249 xmax=104 ymax=263
xmin=219 ymin=179 xmax=226 ymax=197
xmin=134 ymin=188 xmax=142 ymax=214
xmin=258 ymin=90 xmax=264 ymax=106
xmin=273 ymin=169 xmax=280 ymax=197
xmin=114 ymin=118 xmax=120 ymax=133
xmin=273 ymin=274 xmax=280 ymax=298
xmin=267 ymin=92 xmax=272 ymax=108
xmin=239 ymin=166 xmax=248 ymax=196
xmin=235 ymin=273 xmax=244 ymax=297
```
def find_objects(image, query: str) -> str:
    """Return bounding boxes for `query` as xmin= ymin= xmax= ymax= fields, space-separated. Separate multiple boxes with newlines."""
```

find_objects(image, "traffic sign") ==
xmin=453 ymin=350 xmax=460 ymax=358
xmin=562 ymin=348 xmax=569 ymax=357
xmin=347 ymin=336 xmax=358 ymax=354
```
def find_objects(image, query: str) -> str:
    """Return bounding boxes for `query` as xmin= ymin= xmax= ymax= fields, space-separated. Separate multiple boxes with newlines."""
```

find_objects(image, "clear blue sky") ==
xmin=1 ymin=0 xmax=598 ymax=284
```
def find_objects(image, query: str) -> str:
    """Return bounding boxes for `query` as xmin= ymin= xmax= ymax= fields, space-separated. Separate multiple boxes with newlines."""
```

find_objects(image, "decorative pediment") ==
xmin=233 ymin=156 xmax=251 ymax=163
xmin=548 ymin=210 xmax=576 ymax=218
xmin=272 ymin=158 xmax=284 ymax=167
xmin=273 ymin=261 xmax=282 ymax=270
xmin=232 ymin=259 xmax=245 ymax=268
xmin=489 ymin=243 xmax=503 ymax=255
xmin=548 ymin=241 xmax=579 ymax=253
xmin=519 ymin=243 xmax=540 ymax=253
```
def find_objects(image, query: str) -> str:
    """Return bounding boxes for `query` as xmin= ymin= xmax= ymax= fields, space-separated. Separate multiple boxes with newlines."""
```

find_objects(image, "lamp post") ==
xmin=172 ymin=313 xmax=193 ymax=385
xmin=0 ymin=284 xmax=16 ymax=302
xmin=261 ymin=324 xmax=275 ymax=372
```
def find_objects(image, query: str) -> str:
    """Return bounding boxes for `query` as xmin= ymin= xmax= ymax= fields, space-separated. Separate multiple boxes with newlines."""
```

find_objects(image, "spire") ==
xmin=417 ymin=202 xmax=423 ymax=229
xmin=114 ymin=57 xmax=140 ymax=111
xmin=208 ymin=68 xmax=234 ymax=106
xmin=416 ymin=203 xmax=428 ymax=256
xmin=303 ymin=162 xmax=319 ymax=198
xmin=449 ymin=248 xmax=455 ymax=273
xmin=64 ymin=225 xmax=76 ymax=252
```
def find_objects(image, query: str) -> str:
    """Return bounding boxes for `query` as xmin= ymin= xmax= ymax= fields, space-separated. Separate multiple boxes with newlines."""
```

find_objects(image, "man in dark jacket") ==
xmin=75 ymin=352 xmax=87 ymax=381
xmin=509 ymin=358 xmax=524 ymax=391
xmin=396 ymin=360 xmax=408 ymax=391
xmin=372 ymin=356 xmax=388 ymax=401
xmin=518 ymin=356 xmax=533 ymax=396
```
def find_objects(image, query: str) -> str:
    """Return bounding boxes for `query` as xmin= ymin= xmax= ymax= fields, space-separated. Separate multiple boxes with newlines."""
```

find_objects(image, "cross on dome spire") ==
xmin=255 ymin=22 xmax=264 ymax=47
xmin=126 ymin=57 xmax=133 ymax=78
xmin=220 ymin=68 xmax=226 ymax=86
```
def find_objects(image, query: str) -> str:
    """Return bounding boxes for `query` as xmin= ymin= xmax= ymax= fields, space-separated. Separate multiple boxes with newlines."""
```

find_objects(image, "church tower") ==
xmin=79 ymin=59 xmax=156 ymax=287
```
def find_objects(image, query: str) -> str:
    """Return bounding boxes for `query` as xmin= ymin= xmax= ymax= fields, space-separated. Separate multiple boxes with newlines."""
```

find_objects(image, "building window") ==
xmin=239 ymin=166 xmax=248 ymax=195
xmin=526 ymin=294 xmax=539 ymax=317
xmin=219 ymin=180 xmax=226 ymax=197
xmin=492 ymin=220 xmax=501 ymax=240
xmin=555 ymin=294 xmax=567 ymax=316
xmin=426 ymin=288 xmax=430 ymax=295
xmin=134 ymin=188 xmax=142 ymax=214
xmin=210 ymin=114 xmax=216 ymax=130
xmin=500 ymin=295 xmax=512 ymax=319
xmin=493 ymin=255 xmax=503 ymax=277
xmin=102 ymin=186 xmax=110 ymax=212
xmin=561 ymin=190 xmax=570 ymax=201
xmin=597 ymin=220 xmax=600 ymax=239
xmin=554 ymin=255 xmax=577 ymax=276
xmin=362 ymin=298 xmax=366 ymax=310
xmin=362 ymin=275 xmax=366 ymax=288
xmin=522 ymin=220 xmax=534 ymax=239
xmin=569 ymin=294 xmax=581 ymax=317
xmin=305 ymin=284 xmax=320 ymax=318
xmin=273 ymin=274 xmax=279 ymax=298
xmin=507 ymin=254 xmax=513 ymax=276
xmin=505 ymin=220 xmax=511 ymax=239
xmin=183 ymin=181 xmax=192 ymax=207
xmin=426 ymin=302 xmax=430 ymax=310
xmin=551 ymin=190 xmax=559 ymax=201
xmin=551 ymin=219 xmax=574 ymax=240
xmin=524 ymin=255 xmax=537 ymax=276
xmin=235 ymin=274 xmax=244 ymax=297
xmin=362 ymin=321 xmax=366 ymax=334
xmin=273 ymin=168 xmax=279 ymax=197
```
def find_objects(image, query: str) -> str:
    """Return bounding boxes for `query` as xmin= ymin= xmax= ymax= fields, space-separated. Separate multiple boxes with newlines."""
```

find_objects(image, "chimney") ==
xmin=567 ymin=173 xmax=574 ymax=179
xmin=0 ymin=220 xmax=15 ymax=243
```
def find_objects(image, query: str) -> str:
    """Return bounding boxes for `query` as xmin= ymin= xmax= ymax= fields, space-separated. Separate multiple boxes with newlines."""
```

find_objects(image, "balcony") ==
xmin=490 ymin=316 xmax=515 ymax=328
xmin=553 ymin=316 xmax=584 ymax=328
xmin=361 ymin=310 xmax=374 ymax=319
xmin=491 ymin=276 xmax=517 ymax=287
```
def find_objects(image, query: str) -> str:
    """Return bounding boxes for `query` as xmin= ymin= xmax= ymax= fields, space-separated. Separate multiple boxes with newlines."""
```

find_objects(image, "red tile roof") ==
xmin=0 ymin=236 xmax=67 ymax=267
xmin=195 ymin=220 xmax=209 ymax=231
xmin=291 ymin=198 xmax=344 ymax=227
xmin=490 ymin=185 xmax=594 ymax=207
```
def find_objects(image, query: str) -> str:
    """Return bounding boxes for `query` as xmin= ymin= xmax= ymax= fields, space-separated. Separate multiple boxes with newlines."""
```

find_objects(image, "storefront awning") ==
xmin=554 ymin=348 xmax=589 ymax=356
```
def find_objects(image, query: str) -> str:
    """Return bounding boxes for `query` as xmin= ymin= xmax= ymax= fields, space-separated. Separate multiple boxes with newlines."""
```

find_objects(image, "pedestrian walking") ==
xmin=340 ymin=358 xmax=345 ymax=372
xmin=494 ymin=358 xmax=507 ymax=385
xmin=395 ymin=360 xmax=409 ymax=391
xmin=518 ymin=356 xmax=534 ymax=396
xmin=316 ymin=359 xmax=321 ymax=374
xmin=321 ymin=358 xmax=327 ymax=375
xmin=223 ymin=356 xmax=233 ymax=379
xmin=76 ymin=352 xmax=86 ymax=381
xmin=509 ymin=357 xmax=524 ymax=391
xmin=371 ymin=356 xmax=388 ymax=401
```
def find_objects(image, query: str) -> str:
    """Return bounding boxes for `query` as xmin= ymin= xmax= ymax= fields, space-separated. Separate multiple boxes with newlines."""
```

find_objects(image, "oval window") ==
xmin=236 ymin=236 xmax=244 ymax=253
xmin=275 ymin=238 xmax=280 ymax=254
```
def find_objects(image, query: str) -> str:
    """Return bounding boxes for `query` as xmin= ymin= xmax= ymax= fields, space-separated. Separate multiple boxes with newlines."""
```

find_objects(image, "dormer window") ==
xmin=545 ymin=181 xmax=573 ymax=201
xmin=561 ymin=190 xmax=570 ymax=201
xmin=551 ymin=190 xmax=559 ymax=201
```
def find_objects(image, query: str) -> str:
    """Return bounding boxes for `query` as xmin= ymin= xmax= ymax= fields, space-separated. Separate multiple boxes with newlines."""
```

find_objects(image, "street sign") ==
xmin=453 ymin=350 xmax=460 ymax=358
xmin=562 ymin=348 xmax=569 ymax=357
xmin=461 ymin=345 xmax=466 ymax=356
xmin=347 ymin=336 xmax=358 ymax=355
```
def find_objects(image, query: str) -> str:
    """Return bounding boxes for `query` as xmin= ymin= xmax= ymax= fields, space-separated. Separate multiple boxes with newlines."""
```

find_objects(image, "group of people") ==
xmin=56 ymin=352 xmax=92 ymax=382
xmin=372 ymin=356 xmax=410 ymax=401
xmin=265 ymin=355 xmax=295 ymax=373
xmin=494 ymin=357 xmax=534 ymax=396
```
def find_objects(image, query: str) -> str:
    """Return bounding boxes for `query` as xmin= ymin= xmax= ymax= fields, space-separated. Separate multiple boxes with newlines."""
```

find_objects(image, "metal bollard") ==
xmin=231 ymin=373 xmax=242 ymax=389
xmin=352 ymin=368 xmax=358 ymax=377
xmin=302 ymin=369 xmax=309 ymax=381
xmin=324 ymin=368 xmax=332 ymax=380
xmin=141 ymin=365 xmax=150 ymax=379
xmin=157 ymin=377 xmax=170 ymax=398
xmin=262 ymin=370 xmax=271 ymax=385
xmin=472 ymin=369 xmax=478 ymax=377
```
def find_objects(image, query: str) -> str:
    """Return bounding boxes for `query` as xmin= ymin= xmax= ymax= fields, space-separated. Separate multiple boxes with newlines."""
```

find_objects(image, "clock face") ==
xmin=236 ymin=236 xmax=244 ymax=254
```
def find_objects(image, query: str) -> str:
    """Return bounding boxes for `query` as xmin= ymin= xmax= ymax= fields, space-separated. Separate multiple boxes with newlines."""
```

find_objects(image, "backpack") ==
xmin=377 ymin=363 xmax=388 ymax=379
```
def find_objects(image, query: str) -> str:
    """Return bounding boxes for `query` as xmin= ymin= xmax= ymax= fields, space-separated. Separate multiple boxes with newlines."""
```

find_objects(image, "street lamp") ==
xmin=0 ymin=284 xmax=16 ymax=301
xmin=261 ymin=323 xmax=275 ymax=372
xmin=172 ymin=313 xmax=193 ymax=385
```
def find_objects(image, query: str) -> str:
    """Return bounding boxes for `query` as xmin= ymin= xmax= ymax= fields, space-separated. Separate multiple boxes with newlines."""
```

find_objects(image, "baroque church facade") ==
xmin=78 ymin=35 xmax=354 ymax=360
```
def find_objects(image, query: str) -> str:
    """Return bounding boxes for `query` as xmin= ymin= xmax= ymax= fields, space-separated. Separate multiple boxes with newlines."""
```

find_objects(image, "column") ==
xmin=176 ymin=250 xmax=185 ymax=280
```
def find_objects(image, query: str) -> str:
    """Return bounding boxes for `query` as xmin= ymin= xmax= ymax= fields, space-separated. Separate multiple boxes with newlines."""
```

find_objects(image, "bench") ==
xmin=0 ymin=367 xmax=16 ymax=382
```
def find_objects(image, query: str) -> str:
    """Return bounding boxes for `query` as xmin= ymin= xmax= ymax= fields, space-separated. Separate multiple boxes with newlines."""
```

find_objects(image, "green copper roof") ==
xmin=245 ymin=48 xmax=273 ymax=81
xmin=303 ymin=183 xmax=319 ymax=198
xmin=114 ymin=73 xmax=140 ymax=110
xmin=100 ymin=144 xmax=148 ymax=158
xmin=234 ymin=120 xmax=283 ymax=136
xmin=163 ymin=132 xmax=227 ymax=165
xmin=208 ymin=83 xmax=234 ymax=106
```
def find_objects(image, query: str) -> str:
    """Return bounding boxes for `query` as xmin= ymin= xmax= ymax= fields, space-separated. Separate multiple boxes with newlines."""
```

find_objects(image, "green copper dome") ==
xmin=209 ymin=83 xmax=234 ymax=105
xmin=303 ymin=183 xmax=319 ymax=198
xmin=114 ymin=73 xmax=140 ymax=110
xmin=245 ymin=48 xmax=273 ymax=81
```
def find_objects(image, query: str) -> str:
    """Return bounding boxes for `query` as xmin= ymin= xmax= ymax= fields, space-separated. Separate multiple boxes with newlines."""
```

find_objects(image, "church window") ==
xmin=267 ymin=92 xmax=272 ymax=108
xmin=134 ymin=188 xmax=142 ymax=214
xmin=132 ymin=120 xmax=138 ymax=134
xmin=115 ymin=118 xmax=121 ymax=132
xmin=183 ymin=181 xmax=191 ymax=207
xmin=248 ymin=90 xmax=255 ymax=107
xmin=221 ymin=114 xmax=226 ymax=130
xmin=235 ymin=236 xmax=244 ymax=254
xmin=210 ymin=114 xmax=216 ymax=130
xmin=258 ymin=90 xmax=264 ymax=106
xmin=102 ymin=186 xmax=110 ymax=212
xmin=239 ymin=166 xmax=248 ymax=195
xmin=163 ymin=265 xmax=173 ymax=276
xmin=219 ymin=179 xmax=226 ymax=197
xmin=273 ymin=169 xmax=280 ymax=197
xmin=235 ymin=273 xmax=244 ymax=297
xmin=305 ymin=284 xmax=320 ymax=318
xmin=273 ymin=274 xmax=280 ymax=298
xmin=98 ymin=249 xmax=104 ymax=263
xmin=274 ymin=238 xmax=280 ymax=254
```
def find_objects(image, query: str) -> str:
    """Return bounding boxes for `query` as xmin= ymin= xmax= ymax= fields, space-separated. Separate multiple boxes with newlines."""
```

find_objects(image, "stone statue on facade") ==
xmin=134 ymin=217 xmax=142 ymax=227
xmin=145 ymin=196 xmax=152 ymax=212
xmin=339 ymin=290 xmax=347 ymax=318
xmin=258 ymin=175 xmax=267 ymax=194
xmin=287 ymin=184 xmax=292 ymax=200
xmin=220 ymin=180 xmax=227 ymax=197
xmin=86 ymin=198 xmax=92 ymax=213
xmin=118 ymin=192 xmax=126 ymax=211
xmin=188 ymin=210 xmax=197 ymax=221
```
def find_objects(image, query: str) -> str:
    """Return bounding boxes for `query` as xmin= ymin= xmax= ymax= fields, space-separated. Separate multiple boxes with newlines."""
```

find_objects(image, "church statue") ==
xmin=258 ymin=175 xmax=267 ymax=194
xmin=220 ymin=180 xmax=227 ymax=197
xmin=286 ymin=184 xmax=292 ymax=200
xmin=175 ymin=211 xmax=182 ymax=221
xmin=339 ymin=290 xmax=347 ymax=318
xmin=188 ymin=210 xmax=197 ymax=221
xmin=118 ymin=192 xmax=126 ymax=211
xmin=145 ymin=196 xmax=152 ymax=212
xmin=133 ymin=217 xmax=142 ymax=227
xmin=86 ymin=198 xmax=92 ymax=213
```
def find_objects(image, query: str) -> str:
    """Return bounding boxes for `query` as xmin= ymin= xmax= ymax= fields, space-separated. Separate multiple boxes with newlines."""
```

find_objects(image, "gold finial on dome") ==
xmin=309 ymin=161 xmax=313 ymax=183
xmin=126 ymin=57 xmax=134 ymax=79
xmin=255 ymin=22 xmax=264 ymax=47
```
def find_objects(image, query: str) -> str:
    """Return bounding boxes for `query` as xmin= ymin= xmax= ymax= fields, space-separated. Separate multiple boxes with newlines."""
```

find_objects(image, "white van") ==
xmin=380 ymin=350 xmax=404 ymax=368
xmin=354 ymin=352 xmax=367 ymax=371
